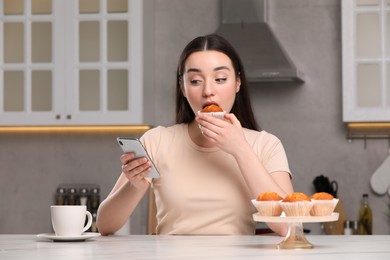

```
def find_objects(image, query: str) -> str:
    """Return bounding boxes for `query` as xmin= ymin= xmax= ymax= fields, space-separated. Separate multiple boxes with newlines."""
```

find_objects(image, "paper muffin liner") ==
xmin=280 ymin=201 xmax=313 ymax=216
xmin=310 ymin=198 xmax=339 ymax=216
xmin=251 ymin=199 xmax=283 ymax=216
xmin=197 ymin=110 xmax=226 ymax=119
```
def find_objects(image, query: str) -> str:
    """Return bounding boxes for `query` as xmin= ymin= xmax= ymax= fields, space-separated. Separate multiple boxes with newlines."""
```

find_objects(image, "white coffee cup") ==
xmin=51 ymin=205 xmax=93 ymax=237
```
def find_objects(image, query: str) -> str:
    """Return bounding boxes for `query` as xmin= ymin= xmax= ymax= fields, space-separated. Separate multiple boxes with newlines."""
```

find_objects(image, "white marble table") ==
xmin=0 ymin=234 xmax=390 ymax=259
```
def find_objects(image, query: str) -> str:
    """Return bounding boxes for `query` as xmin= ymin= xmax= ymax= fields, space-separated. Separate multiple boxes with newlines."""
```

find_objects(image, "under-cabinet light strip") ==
xmin=348 ymin=123 xmax=390 ymax=129
xmin=0 ymin=125 xmax=151 ymax=134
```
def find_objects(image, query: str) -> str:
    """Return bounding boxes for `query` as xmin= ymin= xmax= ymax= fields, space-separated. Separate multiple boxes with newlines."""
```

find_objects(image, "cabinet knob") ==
xmin=56 ymin=115 xmax=61 ymax=119
xmin=67 ymin=115 xmax=72 ymax=120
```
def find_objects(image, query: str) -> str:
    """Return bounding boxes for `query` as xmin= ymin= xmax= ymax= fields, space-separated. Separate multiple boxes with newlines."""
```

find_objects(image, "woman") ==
xmin=97 ymin=34 xmax=294 ymax=236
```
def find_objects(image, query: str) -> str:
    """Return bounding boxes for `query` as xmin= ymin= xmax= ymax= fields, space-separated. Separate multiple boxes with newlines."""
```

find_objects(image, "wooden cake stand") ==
xmin=253 ymin=213 xmax=339 ymax=249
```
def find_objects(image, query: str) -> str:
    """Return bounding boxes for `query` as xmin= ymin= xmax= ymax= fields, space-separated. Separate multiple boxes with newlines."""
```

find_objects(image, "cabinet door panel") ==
xmin=32 ymin=22 xmax=52 ymax=63
xmin=79 ymin=21 xmax=100 ymax=62
xmin=357 ymin=63 xmax=381 ymax=107
xmin=356 ymin=0 xmax=379 ymax=6
xmin=107 ymin=69 xmax=128 ymax=111
xmin=387 ymin=63 xmax=390 ymax=106
xmin=107 ymin=21 xmax=128 ymax=62
xmin=79 ymin=70 xmax=100 ymax=111
xmin=32 ymin=70 xmax=52 ymax=111
xmin=3 ymin=71 xmax=24 ymax=112
xmin=32 ymin=0 xmax=52 ymax=14
xmin=79 ymin=0 xmax=99 ymax=14
xmin=4 ymin=0 xmax=24 ymax=15
xmin=356 ymin=13 xmax=380 ymax=58
xmin=107 ymin=0 xmax=128 ymax=13
xmin=4 ymin=23 xmax=24 ymax=63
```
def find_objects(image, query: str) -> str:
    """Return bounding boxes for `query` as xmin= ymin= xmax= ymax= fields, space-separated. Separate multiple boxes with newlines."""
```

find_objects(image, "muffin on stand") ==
xmin=251 ymin=191 xmax=283 ymax=216
xmin=280 ymin=192 xmax=313 ymax=216
xmin=310 ymin=192 xmax=339 ymax=216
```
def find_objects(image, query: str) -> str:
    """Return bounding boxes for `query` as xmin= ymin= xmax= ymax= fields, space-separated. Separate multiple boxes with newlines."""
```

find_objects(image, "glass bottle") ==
xmin=91 ymin=212 xmax=98 ymax=232
xmin=352 ymin=220 xmax=359 ymax=235
xmin=55 ymin=187 xmax=66 ymax=205
xmin=67 ymin=187 xmax=77 ymax=205
xmin=79 ymin=187 xmax=89 ymax=207
xmin=358 ymin=194 xmax=372 ymax=235
xmin=90 ymin=187 xmax=100 ymax=212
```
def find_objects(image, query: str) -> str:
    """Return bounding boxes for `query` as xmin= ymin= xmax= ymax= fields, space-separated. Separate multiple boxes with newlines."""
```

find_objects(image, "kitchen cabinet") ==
xmin=342 ymin=0 xmax=390 ymax=122
xmin=0 ymin=0 xmax=143 ymax=126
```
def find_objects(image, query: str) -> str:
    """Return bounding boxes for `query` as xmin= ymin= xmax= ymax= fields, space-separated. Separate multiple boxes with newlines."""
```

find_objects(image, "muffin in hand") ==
xmin=197 ymin=104 xmax=226 ymax=119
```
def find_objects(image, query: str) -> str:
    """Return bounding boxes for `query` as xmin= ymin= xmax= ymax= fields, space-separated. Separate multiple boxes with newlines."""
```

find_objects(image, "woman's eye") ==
xmin=216 ymin=78 xmax=227 ymax=83
xmin=190 ymin=79 xmax=202 ymax=85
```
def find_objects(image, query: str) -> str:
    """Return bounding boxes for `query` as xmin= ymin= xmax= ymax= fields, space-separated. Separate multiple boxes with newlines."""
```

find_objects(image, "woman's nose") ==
xmin=202 ymin=80 xmax=214 ymax=96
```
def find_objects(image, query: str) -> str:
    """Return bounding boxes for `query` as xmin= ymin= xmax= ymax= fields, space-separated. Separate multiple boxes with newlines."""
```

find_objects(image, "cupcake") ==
xmin=310 ymin=192 xmax=339 ymax=216
xmin=251 ymin=192 xmax=283 ymax=216
xmin=280 ymin=192 xmax=313 ymax=216
xmin=197 ymin=104 xmax=226 ymax=119
xmin=257 ymin=191 xmax=283 ymax=201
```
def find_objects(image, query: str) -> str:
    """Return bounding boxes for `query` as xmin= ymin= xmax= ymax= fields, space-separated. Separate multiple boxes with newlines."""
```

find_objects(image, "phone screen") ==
xmin=117 ymin=137 xmax=160 ymax=178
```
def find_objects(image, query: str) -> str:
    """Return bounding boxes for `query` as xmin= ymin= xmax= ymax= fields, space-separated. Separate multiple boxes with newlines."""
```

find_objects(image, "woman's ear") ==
xmin=178 ymin=76 xmax=187 ymax=97
xmin=236 ymin=76 xmax=241 ymax=93
xmin=180 ymin=84 xmax=187 ymax=98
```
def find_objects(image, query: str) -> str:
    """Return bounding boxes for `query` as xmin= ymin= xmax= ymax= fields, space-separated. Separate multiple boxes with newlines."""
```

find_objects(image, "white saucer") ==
xmin=37 ymin=232 xmax=100 ymax=242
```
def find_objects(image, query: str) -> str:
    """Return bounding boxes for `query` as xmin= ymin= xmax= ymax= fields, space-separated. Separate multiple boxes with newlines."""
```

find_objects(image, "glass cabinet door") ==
xmin=66 ymin=0 xmax=142 ymax=125
xmin=0 ymin=0 xmax=60 ymax=125
xmin=342 ymin=0 xmax=390 ymax=122
xmin=0 ymin=0 xmax=143 ymax=126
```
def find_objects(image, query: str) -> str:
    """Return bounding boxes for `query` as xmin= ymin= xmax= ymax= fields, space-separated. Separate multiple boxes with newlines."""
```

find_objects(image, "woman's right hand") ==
xmin=120 ymin=153 xmax=151 ymax=189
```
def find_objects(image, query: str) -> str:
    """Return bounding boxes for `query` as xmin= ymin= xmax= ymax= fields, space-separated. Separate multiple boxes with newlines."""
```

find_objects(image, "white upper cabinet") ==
xmin=0 ymin=0 xmax=143 ymax=126
xmin=342 ymin=0 xmax=390 ymax=122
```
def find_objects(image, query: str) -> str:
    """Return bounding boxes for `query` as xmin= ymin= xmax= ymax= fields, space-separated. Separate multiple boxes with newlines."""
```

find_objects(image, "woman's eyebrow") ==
xmin=214 ymin=66 xmax=230 ymax=72
xmin=186 ymin=68 xmax=201 ymax=73
xmin=186 ymin=66 xmax=230 ymax=74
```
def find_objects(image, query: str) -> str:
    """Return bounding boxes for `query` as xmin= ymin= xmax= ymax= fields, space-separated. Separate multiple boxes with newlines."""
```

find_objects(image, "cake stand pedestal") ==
xmin=253 ymin=213 xmax=339 ymax=249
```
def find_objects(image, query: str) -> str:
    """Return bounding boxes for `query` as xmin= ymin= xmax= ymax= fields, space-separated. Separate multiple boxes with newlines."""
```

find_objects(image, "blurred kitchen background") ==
xmin=1 ymin=0 xmax=390 ymax=235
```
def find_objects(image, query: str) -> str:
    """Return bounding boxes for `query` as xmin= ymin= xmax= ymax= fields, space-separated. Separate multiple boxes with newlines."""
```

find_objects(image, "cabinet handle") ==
xmin=67 ymin=115 xmax=72 ymax=120
xmin=56 ymin=115 xmax=61 ymax=120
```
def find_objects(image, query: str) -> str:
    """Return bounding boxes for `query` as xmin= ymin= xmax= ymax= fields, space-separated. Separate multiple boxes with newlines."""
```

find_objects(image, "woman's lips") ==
xmin=201 ymin=104 xmax=223 ymax=112
xmin=202 ymin=102 xmax=219 ymax=109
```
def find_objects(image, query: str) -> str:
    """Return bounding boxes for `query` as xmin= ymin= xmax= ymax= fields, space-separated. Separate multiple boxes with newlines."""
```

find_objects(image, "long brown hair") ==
xmin=175 ymin=34 xmax=260 ymax=131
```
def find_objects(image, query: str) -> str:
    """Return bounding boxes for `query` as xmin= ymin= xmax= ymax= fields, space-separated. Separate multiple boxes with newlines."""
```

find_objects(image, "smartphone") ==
xmin=117 ymin=137 xmax=160 ymax=178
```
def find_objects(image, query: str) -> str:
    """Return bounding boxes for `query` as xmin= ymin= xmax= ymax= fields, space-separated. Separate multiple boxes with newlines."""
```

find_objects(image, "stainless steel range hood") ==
xmin=215 ymin=0 xmax=304 ymax=82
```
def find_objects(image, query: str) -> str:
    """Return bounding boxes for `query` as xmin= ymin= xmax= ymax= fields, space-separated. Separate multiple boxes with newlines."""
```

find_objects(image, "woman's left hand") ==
xmin=196 ymin=113 xmax=249 ymax=155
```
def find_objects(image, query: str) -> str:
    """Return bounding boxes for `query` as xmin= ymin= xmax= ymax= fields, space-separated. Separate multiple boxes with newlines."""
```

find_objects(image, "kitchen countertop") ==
xmin=1 ymin=234 xmax=390 ymax=259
